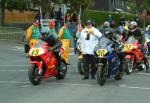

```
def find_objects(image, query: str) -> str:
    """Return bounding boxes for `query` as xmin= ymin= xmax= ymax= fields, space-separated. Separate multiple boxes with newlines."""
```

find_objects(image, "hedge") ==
xmin=81 ymin=10 xmax=135 ymax=26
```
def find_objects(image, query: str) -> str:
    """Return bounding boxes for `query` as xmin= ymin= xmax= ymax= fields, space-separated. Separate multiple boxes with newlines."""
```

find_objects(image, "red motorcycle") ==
xmin=28 ymin=40 xmax=67 ymax=85
xmin=123 ymin=36 xmax=149 ymax=74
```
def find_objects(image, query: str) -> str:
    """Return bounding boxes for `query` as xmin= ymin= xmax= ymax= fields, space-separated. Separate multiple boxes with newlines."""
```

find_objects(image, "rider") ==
xmin=124 ymin=21 xmax=150 ymax=73
xmin=104 ymin=29 xmax=125 ymax=74
xmin=43 ymin=20 xmax=63 ymax=71
xmin=124 ymin=21 xmax=145 ymax=51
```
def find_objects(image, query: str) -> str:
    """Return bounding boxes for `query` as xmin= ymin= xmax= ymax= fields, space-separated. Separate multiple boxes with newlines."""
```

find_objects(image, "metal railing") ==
xmin=0 ymin=26 xmax=23 ymax=41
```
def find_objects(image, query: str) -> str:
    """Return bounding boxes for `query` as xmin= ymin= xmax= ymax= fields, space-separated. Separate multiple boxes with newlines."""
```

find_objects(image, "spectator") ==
xmin=119 ymin=15 xmax=126 ymax=26
xmin=50 ymin=7 xmax=56 ymax=19
xmin=56 ymin=8 xmax=62 ymax=21
xmin=110 ymin=20 xmax=116 ymax=28
xmin=58 ymin=21 xmax=71 ymax=64
xmin=25 ymin=20 xmax=40 ymax=48
xmin=56 ymin=8 xmax=63 ymax=32
xmin=76 ymin=20 xmax=102 ymax=80
xmin=107 ymin=14 xmax=113 ymax=24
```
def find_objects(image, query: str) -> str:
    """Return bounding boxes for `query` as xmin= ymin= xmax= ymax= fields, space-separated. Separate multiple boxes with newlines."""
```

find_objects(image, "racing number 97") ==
xmin=124 ymin=44 xmax=132 ymax=50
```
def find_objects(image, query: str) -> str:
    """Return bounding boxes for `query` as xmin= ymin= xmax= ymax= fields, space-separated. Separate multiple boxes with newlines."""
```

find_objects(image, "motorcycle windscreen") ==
xmin=124 ymin=36 xmax=138 ymax=51
xmin=33 ymin=40 xmax=45 ymax=48
xmin=94 ymin=37 xmax=112 ymax=57
xmin=29 ymin=40 xmax=45 ymax=56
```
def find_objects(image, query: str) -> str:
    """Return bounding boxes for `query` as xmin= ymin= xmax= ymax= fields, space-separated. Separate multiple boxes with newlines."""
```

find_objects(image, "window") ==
xmin=111 ymin=0 xmax=115 ymax=5
xmin=122 ymin=0 xmax=126 ymax=6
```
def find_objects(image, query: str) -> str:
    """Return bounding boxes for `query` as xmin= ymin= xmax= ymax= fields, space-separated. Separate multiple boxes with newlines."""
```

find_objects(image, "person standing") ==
xmin=58 ymin=21 xmax=70 ymax=64
xmin=107 ymin=14 xmax=113 ymax=24
xmin=56 ymin=8 xmax=63 ymax=31
xmin=119 ymin=15 xmax=126 ymax=26
xmin=25 ymin=20 xmax=40 ymax=48
xmin=50 ymin=7 xmax=56 ymax=19
xmin=76 ymin=20 xmax=102 ymax=80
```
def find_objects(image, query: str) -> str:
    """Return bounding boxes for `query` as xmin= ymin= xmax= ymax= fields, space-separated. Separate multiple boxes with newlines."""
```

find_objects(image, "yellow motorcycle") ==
xmin=77 ymin=39 xmax=84 ymax=75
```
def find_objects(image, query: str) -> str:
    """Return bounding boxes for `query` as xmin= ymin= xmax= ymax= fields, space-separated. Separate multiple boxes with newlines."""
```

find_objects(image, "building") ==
xmin=92 ymin=0 xmax=127 ymax=12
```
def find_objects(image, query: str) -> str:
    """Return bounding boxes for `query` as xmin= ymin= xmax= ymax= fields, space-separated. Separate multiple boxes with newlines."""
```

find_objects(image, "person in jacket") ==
xmin=76 ymin=20 xmax=102 ymax=80
xmin=26 ymin=20 xmax=40 ymax=48
xmin=58 ymin=21 xmax=70 ymax=64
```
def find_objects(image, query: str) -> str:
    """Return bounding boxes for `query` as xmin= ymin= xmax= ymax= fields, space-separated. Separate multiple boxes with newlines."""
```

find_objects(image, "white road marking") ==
xmin=0 ymin=81 xmax=29 ymax=84
xmin=21 ymin=85 xmax=30 ymax=87
xmin=0 ymin=69 xmax=27 ymax=72
xmin=0 ymin=65 xmax=28 ymax=67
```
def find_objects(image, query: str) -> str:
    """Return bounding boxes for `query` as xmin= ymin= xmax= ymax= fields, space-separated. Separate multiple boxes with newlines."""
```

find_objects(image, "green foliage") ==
xmin=128 ymin=0 xmax=150 ymax=14
xmin=64 ymin=0 xmax=93 ymax=11
xmin=81 ymin=10 xmax=135 ymax=26
xmin=6 ymin=0 xmax=14 ymax=10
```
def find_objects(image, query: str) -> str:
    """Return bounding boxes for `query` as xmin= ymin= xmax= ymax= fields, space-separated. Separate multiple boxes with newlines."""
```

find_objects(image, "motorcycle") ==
xmin=95 ymin=37 xmax=124 ymax=86
xmin=123 ymin=36 xmax=149 ymax=74
xmin=28 ymin=40 xmax=67 ymax=85
xmin=77 ymin=39 xmax=84 ymax=75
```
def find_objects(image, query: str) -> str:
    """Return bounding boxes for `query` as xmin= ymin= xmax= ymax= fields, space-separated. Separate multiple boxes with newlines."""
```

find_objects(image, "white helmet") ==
xmin=130 ymin=21 xmax=137 ymax=29
xmin=104 ymin=21 xmax=110 ymax=27
xmin=130 ymin=21 xmax=137 ymax=26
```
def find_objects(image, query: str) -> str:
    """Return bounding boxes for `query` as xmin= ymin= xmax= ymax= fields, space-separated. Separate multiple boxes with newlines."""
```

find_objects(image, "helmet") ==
xmin=41 ymin=26 xmax=48 ymax=34
xmin=87 ymin=20 xmax=94 ymax=26
xmin=129 ymin=21 xmax=137 ymax=30
xmin=130 ymin=21 xmax=137 ymax=26
xmin=146 ymin=25 xmax=150 ymax=31
xmin=104 ymin=29 xmax=113 ymax=39
xmin=104 ymin=21 xmax=110 ymax=27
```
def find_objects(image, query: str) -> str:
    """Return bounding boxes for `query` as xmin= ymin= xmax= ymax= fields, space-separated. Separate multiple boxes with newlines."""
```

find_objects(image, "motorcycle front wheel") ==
xmin=28 ymin=64 xmax=43 ymax=85
xmin=124 ymin=58 xmax=134 ymax=75
xmin=96 ymin=64 xmax=108 ymax=86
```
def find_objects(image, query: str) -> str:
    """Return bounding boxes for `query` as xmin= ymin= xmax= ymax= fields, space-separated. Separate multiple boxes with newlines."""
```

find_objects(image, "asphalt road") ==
xmin=0 ymin=40 xmax=150 ymax=103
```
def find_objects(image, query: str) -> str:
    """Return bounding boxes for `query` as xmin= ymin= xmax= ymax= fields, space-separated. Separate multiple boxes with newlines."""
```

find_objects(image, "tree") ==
xmin=63 ymin=0 xmax=93 ymax=12
xmin=128 ymin=0 xmax=150 ymax=15
xmin=0 ymin=0 xmax=6 ymax=25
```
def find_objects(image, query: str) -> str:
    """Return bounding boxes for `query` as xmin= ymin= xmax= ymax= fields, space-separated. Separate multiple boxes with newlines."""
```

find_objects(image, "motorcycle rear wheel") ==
xmin=28 ymin=64 xmax=42 ymax=85
xmin=56 ymin=62 xmax=67 ymax=79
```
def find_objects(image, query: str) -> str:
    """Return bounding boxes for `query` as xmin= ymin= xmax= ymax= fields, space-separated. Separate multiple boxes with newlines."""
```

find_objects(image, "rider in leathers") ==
xmin=124 ymin=21 xmax=150 ymax=73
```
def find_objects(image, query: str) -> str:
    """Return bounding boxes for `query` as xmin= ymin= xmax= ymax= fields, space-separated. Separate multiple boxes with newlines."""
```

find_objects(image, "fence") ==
xmin=0 ymin=26 xmax=23 ymax=41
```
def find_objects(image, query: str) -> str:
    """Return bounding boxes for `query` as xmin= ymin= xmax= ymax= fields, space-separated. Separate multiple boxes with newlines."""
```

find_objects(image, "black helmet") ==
xmin=104 ymin=29 xmax=113 ymax=39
